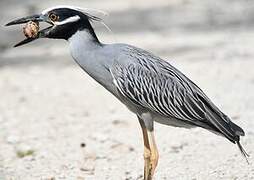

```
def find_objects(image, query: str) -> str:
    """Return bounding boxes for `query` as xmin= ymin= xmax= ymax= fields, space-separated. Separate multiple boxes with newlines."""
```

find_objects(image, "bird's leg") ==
xmin=139 ymin=119 xmax=159 ymax=180
xmin=139 ymin=119 xmax=151 ymax=179
xmin=147 ymin=130 xmax=159 ymax=178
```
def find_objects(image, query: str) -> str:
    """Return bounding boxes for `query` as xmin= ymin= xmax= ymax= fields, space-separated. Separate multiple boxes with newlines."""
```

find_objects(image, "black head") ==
xmin=5 ymin=6 xmax=101 ymax=47
xmin=41 ymin=6 xmax=101 ymax=40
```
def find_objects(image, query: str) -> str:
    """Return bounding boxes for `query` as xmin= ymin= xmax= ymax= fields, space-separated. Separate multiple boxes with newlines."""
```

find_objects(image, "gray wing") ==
xmin=111 ymin=46 xmax=245 ymax=144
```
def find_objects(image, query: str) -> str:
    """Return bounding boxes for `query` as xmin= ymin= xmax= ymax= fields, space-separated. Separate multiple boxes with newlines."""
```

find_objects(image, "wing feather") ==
xmin=111 ymin=46 xmax=245 ymax=144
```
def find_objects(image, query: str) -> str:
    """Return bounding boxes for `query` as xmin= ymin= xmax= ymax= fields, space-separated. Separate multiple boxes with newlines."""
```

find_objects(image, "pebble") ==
xmin=6 ymin=135 xmax=20 ymax=144
xmin=16 ymin=144 xmax=35 ymax=158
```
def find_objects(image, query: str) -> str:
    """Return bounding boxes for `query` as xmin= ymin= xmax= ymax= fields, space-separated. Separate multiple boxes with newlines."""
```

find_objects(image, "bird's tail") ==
xmin=236 ymin=139 xmax=249 ymax=164
xmin=195 ymin=91 xmax=249 ymax=163
xmin=223 ymin=117 xmax=249 ymax=163
xmin=202 ymin=103 xmax=249 ymax=163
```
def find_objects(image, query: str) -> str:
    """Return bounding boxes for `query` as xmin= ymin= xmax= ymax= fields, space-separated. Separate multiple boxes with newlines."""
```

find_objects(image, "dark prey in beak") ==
xmin=5 ymin=14 xmax=52 ymax=47
xmin=12 ymin=26 xmax=53 ymax=47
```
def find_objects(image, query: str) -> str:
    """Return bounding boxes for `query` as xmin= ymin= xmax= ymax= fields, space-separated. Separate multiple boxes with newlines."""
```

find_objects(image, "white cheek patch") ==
xmin=54 ymin=15 xmax=80 ymax=25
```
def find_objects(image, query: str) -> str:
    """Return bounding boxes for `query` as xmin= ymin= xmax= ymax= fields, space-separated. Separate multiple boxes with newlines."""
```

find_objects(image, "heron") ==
xmin=6 ymin=6 xmax=248 ymax=180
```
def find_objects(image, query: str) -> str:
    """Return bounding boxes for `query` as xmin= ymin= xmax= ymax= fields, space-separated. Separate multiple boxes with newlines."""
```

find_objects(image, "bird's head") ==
xmin=6 ymin=6 xmax=102 ymax=47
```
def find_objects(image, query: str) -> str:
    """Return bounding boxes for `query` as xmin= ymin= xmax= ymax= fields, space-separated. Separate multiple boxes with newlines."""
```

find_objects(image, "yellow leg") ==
xmin=139 ymin=119 xmax=159 ymax=180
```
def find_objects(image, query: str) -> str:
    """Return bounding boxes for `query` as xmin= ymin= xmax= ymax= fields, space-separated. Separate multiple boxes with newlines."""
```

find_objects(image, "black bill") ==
xmin=5 ymin=14 xmax=53 ymax=47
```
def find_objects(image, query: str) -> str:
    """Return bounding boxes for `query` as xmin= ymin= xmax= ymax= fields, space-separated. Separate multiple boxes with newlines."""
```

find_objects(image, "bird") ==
xmin=6 ymin=6 xmax=248 ymax=180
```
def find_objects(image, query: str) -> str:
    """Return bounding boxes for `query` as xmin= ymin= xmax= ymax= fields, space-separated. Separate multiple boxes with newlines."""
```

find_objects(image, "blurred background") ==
xmin=0 ymin=0 xmax=254 ymax=179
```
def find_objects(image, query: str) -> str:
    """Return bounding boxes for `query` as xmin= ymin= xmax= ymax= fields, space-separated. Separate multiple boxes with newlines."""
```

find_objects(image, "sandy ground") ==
xmin=0 ymin=0 xmax=254 ymax=179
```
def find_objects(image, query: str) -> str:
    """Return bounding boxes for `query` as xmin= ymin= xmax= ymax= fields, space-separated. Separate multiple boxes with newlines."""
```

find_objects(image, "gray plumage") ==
xmin=112 ymin=46 xmax=243 ymax=140
xmin=69 ymin=30 xmax=248 ymax=159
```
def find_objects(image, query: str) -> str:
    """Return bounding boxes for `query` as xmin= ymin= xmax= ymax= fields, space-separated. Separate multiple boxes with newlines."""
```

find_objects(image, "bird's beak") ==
xmin=5 ymin=14 xmax=53 ymax=47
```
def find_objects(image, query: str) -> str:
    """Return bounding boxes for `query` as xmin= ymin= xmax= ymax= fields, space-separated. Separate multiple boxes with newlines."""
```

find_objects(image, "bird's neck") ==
xmin=84 ymin=21 xmax=100 ymax=44
xmin=68 ymin=29 xmax=105 ymax=74
xmin=68 ymin=29 xmax=102 ymax=53
xmin=68 ymin=29 xmax=113 ymax=91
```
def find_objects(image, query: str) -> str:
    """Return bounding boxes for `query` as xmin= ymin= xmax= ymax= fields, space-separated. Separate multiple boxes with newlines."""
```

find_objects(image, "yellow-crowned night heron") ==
xmin=6 ymin=6 xmax=248 ymax=180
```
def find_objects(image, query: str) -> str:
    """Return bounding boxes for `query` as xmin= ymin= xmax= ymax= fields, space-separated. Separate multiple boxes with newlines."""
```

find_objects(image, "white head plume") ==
xmin=41 ymin=5 xmax=108 ymax=20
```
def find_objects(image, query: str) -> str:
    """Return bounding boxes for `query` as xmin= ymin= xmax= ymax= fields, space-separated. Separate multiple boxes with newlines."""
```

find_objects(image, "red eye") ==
xmin=49 ymin=13 xmax=59 ymax=21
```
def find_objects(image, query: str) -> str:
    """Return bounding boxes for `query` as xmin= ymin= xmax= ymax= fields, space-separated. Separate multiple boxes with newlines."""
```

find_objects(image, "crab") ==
xmin=23 ymin=21 xmax=39 ymax=38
